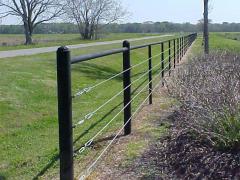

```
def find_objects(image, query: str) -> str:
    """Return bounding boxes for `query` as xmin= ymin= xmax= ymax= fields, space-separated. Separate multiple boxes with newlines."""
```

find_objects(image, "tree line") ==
xmin=0 ymin=0 xmax=239 ymax=45
xmin=0 ymin=0 xmax=126 ymax=44
xmin=1 ymin=21 xmax=240 ymax=35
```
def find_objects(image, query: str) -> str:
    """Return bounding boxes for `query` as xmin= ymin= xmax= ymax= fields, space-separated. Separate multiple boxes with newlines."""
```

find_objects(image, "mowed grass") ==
xmin=218 ymin=32 xmax=240 ymax=41
xmin=0 ymin=35 xmax=176 ymax=179
xmin=210 ymin=32 xmax=240 ymax=52
xmin=189 ymin=32 xmax=240 ymax=57
xmin=0 ymin=33 xmax=165 ymax=51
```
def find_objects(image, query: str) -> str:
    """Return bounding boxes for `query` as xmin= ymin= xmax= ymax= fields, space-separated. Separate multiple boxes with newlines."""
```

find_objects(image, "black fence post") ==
xmin=173 ymin=39 xmax=176 ymax=68
xmin=184 ymin=36 xmax=187 ymax=55
xmin=161 ymin=42 xmax=164 ymax=86
xmin=184 ymin=36 xmax=185 ymax=53
xmin=123 ymin=41 xmax=131 ymax=135
xmin=177 ymin=38 xmax=179 ymax=63
xmin=182 ymin=37 xmax=184 ymax=58
xmin=148 ymin=45 xmax=152 ymax=105
xmin=185 ymin=36 xmax=187 ymax=53
xmin=182 ymin=37 xmax=184 ymax=57
xmin=168 ymin=40 xmax=171 ymax=76
xmin=57 ymin=47 xmax=74 ymax=180
xmin=179 ymin=37 xmax=182 ymax=61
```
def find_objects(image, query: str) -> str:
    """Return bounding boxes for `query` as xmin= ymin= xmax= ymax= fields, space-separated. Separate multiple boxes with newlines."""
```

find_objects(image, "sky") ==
xmin=121 ymin=0 xmax=240 ymax=24
xmin=1 ymin=0 xmax=240 ymax=25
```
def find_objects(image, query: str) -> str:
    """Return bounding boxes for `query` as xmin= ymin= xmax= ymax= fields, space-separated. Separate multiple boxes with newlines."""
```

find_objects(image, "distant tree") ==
xmin=203 ymin=0 xmax=209 ymax=54
xmin=0 ymin=0 xmax=63 ymax=44
xmin=64 ymin=0 xmax=127 ymax=40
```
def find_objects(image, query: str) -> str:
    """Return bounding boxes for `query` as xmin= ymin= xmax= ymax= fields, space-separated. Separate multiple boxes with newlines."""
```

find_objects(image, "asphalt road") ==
xmin=0 ymin=35 xmax=172 ymax=59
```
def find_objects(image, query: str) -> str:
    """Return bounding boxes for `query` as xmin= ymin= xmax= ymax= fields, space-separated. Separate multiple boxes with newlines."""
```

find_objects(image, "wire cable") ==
xmin=78 ymin=66 xmax=166 ymax=180
xmin=73 ymin=48 xmax=170 ymax=98
xmin=74 ymin=62 xmax=171 ymax=156
xmin=72 ymin=54 xmax=172 ymax=128
xmin=77 ymin=39 xmax=194 ymax=179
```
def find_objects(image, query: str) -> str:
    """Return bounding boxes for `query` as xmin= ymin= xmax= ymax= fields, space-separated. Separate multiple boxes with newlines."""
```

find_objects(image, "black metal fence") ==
xmin=56 ymin=33 xmax=197 ymax=180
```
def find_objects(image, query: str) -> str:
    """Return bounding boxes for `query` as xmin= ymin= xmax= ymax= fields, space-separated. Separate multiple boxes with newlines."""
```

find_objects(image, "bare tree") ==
xmin=64 ymin=0 xmax=127 ymax=40
xmin=0 ymin=0 xmax=63 ymax=44
xmin=203 ymin=0 xmax=209 ymax=54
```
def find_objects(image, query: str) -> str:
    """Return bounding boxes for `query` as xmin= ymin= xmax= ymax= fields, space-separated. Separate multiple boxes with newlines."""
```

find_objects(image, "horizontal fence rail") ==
xmin=56 ymin=33 xmax=197 ymax=180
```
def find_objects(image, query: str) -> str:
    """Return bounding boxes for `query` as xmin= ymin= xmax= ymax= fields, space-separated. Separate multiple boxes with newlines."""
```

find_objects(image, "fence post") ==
xmin=148 ymin=45 xmax=152 ymax=105
xmin=186 ymin=36 xmax=188 ymax=52
xmin=123 ymin=41 xmax=131 ymax=135
xmin=182 ymin=37 xmax=184 ymax=58
xmin=183 ymin=36 xmax=186 ymax=55
xmin=161 ymin=42 xmax=164 ymax=86
xmin=173 ymin=39 xmax=176 ymax=68
xmin=184 ymin=36 xmax=187 ymax=53
xmin=168 ymin=40 xmax=171 ymax=76
xmin=182 ymin=37 xmax=184 ymax=57
xmin=177 ymin=38 xmax=179 ymax=63
xmin=57 ymin=47 xmax=74 ymax=180
xmin=179 ymin=37 xmax=182 ymax=61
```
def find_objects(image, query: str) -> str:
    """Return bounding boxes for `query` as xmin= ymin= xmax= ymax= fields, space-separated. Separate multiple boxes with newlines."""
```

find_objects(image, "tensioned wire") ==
xmin=73 ymin=61 xmax=171 ymax=156
xmin=72 ymin=53 xmax=173 ymax=128
xmin=73 ymin=48 xmax=171 ymax=98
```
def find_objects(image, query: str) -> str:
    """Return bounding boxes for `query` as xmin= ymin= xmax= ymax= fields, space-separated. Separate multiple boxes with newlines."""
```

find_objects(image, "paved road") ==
xmin=0 ymin=35 xmax=172 ymax=59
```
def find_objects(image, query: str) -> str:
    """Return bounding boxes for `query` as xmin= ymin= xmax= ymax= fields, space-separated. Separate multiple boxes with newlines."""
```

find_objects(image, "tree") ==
xmin=203 ymin=0 xmax=209 ymax=54
xmin=0 ymin=0 xmax=63 ymax=44
xmin=64 ymin=0 xmax=127 ymax=40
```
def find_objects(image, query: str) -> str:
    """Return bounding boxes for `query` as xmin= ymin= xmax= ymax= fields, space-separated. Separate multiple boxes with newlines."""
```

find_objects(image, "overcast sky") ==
xmin=1 ymin=0 xmax=240 ymax=25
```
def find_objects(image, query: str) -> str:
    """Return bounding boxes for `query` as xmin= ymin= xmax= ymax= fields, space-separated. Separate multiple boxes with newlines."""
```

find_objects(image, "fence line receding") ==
xmin=56 ymin=33 xmax=198 ymax=180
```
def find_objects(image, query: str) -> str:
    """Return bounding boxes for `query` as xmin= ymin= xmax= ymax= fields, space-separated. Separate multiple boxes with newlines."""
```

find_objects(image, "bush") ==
xmin=167 ymin=52 xmax=240 ymax=150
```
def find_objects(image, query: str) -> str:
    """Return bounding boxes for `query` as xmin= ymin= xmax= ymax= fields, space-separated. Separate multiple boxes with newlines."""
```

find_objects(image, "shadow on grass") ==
xmin=71 ymin=62 xmax=122 ymax=81
xmin=0 ymin=175 xmax=6 ymax=180
xmin=71 ymin=62 xmax=153 ymax=83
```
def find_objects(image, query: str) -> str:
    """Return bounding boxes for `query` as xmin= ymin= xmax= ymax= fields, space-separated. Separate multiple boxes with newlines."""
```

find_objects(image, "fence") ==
xmin=56 ymin=33 xmax=197 ymax=180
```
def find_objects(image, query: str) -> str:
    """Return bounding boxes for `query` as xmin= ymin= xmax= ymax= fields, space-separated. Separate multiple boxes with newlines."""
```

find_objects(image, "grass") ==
xmin=188 ymin=32 xmax=240 ymax=57
xmin=0 ymin=35 xmax=175 ymax=179
xmin=218 ymin=32 xmax=240 ymax=41
xmin=209 ymin=32 xmax=240 ymax=52
xmin=1 ymin=31 xmax=237 ymax=179
xmin=0 ymin=33 xmax=166 ymax=51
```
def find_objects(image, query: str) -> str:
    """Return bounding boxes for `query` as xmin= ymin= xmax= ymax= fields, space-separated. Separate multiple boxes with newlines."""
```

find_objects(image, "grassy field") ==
xmin=1 ymin=32 xmax=238 ymax=179
xmin=0 ymin=33 xmax=165 ymax=51
xmin=0 ymin=35 xmax=177 ymax=179
xmin=190 ymin=32 xmax=240 ymax=55
xmin=218 ymin=32 xmax=240 ymax=41
xmin=210 ymin=32 xmax=240 ymax=52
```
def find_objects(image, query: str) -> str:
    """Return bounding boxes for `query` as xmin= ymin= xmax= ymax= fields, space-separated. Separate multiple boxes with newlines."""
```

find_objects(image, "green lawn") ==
xmin=1 ymin=32 xmax=238 ymax=179
xmin=0 ymin=33 xmax=166 ymax=51
xmin=0 ymin=35 xmax=177 ymax=179
xmin=190 ymin=32 xmax=240 ymax=56
xmin=210 ymin=32 xmax=240 ymax=52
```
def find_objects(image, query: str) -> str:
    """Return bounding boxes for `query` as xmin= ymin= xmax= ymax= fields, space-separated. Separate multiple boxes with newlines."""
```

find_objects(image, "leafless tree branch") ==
xmin=0 ymin=0 xmax=63 ymax=44
xmin=64 ymin=0 xmax=127 ymax=39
